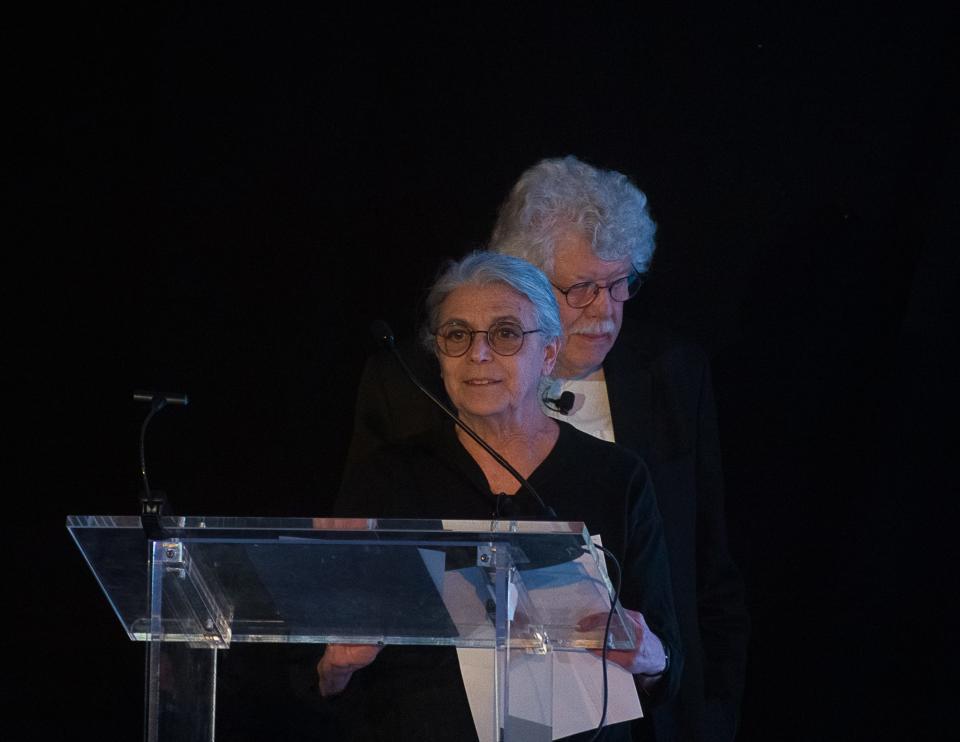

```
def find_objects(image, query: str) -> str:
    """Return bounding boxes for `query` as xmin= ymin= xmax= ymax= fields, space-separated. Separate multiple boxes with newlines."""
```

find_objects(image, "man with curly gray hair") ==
xmin=490 ymin=156 xmax=749 ymax=742
xmin=491 ymin=156 xmax=656 ymax=386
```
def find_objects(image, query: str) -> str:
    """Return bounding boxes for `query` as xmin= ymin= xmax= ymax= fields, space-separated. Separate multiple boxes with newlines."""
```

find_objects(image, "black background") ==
xmin=17 ymin=3 xmax=956 ymax=740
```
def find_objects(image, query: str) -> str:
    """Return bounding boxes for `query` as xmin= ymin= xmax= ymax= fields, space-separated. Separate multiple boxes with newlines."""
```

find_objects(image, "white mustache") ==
xmin=569 ymin=320 xmax=617 ymax=336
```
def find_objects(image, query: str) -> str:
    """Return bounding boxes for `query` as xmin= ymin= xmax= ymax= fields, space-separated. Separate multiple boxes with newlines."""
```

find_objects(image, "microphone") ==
xmin=134 ymin=389 xmax=188 ymax=539
xmin=543 ymin=390 xmax=575 ymax=415
xmin=370 ymin=320 xmax=557 ymax=519
xmin=133 ymin=390 xmax=189 ymax=406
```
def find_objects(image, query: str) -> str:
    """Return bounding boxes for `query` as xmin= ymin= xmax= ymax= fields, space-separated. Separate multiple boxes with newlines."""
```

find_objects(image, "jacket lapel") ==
xmin=604 ymin=321 xmax=654 ymax=461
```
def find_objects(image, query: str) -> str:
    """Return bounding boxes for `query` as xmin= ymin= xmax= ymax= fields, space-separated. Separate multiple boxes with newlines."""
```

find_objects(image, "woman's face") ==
xmin=435 ymin=283 xmax=558 ymax=427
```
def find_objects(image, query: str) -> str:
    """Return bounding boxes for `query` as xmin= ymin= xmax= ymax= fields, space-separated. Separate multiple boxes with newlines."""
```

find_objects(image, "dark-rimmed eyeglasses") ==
xmin=434 ymin=321 xmax=542 ymax=358
xmin=551 ymin=270 xmax=643 ymax=309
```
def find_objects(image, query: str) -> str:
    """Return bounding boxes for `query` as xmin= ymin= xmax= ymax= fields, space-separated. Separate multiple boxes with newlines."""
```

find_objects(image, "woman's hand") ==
xmin=578 ymin=608 xmax=668 ymax=679
xmin=316 ymin=643 xmax=384 ymax=697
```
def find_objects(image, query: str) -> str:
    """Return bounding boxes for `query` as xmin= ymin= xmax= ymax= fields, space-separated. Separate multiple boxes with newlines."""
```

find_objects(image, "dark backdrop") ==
xmin=18 ymin=4 xmax=955 ymax=741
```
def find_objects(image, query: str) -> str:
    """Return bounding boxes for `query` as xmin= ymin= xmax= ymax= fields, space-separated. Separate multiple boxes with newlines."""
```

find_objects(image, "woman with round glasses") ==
xmin=420 ymin=250 xmax=563 ymax=478
xmin=323 ymin=251 xmax=681 ymax=741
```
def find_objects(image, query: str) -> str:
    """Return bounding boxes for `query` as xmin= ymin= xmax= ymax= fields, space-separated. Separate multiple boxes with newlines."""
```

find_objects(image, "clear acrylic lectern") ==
xmin=68 ymin=515 xmax=636 ymax=741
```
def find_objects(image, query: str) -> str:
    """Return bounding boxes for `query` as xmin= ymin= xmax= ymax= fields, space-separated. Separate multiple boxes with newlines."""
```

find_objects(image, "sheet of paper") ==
xmin=551 ymin=650 xmax=642 ymax=737
xmin=457 ymin=647 xmax=642 ymax=741
xmin=457 ymin=534 xmax=643 ymax=740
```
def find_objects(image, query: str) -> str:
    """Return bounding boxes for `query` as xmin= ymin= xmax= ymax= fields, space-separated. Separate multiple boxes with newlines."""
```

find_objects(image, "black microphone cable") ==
xmin=585 ymin=542 xmax=622 ymax=742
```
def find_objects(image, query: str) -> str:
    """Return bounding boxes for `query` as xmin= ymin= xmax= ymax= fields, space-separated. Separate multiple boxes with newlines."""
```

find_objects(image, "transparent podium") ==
xmin=68 ymin=515 xmax=636 ymax=741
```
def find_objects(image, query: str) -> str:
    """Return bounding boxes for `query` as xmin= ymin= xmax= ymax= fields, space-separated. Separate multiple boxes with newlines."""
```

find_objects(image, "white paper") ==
xmin=551 ymin=651 xmax=642 ymax=737
xmin=457 ymin=647 xmax=642 ymax=741
xmin=457 ymin=534 xmax=643 ymax=740
xmin=458 ymin=646 xmax=497 ymax=742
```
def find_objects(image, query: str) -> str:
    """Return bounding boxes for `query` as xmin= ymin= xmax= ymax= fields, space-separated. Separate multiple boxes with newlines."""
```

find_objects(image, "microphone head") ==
xmin=133 ymin=391 xmax=189 ymax=406
xmin=369 ymin=320 xmax=396 ymax=349
xmin=542 ymin=389 xmax=576 ymax=415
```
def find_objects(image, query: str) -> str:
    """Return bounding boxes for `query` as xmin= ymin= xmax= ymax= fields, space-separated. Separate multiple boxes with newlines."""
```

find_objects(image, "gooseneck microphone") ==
xmin=135 ymin=390 xmax=188 ymax=539
xmin=371 ymin=320 xmax=557 ymax=519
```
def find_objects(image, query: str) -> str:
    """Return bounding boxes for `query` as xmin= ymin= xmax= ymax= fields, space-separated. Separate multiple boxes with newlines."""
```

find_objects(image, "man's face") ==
xmin=549 ymin=233 xmax=633 ymax=379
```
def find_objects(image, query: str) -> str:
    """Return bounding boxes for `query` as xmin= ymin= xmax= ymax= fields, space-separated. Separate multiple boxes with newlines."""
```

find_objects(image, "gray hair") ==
xmin=490 ymin=155 xmax=657 ymax=275
xmin=422 ymin=251 xmax=562 ymax=353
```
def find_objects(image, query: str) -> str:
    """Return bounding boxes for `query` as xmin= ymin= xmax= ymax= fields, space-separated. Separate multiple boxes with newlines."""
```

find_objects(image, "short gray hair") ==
xmin=422 ymin=251 xmax=562 ymax=353
xmin=490 ymin=155 xmax=657 ymax=275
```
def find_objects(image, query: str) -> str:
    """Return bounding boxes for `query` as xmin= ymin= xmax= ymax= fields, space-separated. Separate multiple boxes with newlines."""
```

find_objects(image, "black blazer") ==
xmin=343 ymin=319 xmax=749 ymax=742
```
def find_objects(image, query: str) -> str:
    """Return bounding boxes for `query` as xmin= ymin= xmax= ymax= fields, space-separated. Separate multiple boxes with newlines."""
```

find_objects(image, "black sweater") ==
xmin=327 ymin=420 xmax=682 ymax=742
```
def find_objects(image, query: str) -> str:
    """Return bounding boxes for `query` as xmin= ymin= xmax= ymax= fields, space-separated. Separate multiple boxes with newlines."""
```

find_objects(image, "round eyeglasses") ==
xmin=551 ymin=270 xmax=643 ymax=309
xmin=435 ymin=321 xmax=542 ymax=358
